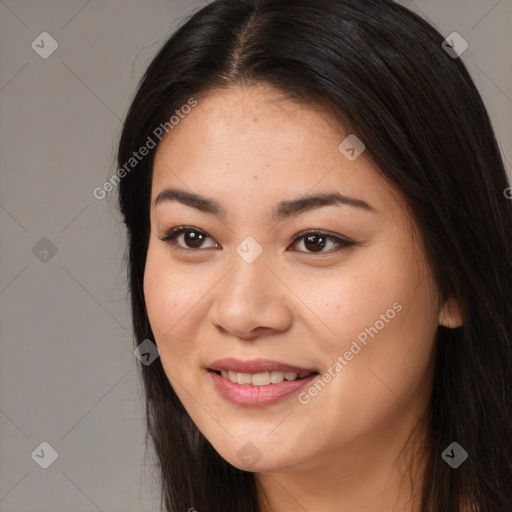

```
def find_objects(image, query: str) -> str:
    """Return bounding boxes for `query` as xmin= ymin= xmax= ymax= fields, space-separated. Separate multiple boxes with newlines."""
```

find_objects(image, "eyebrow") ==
xmin=153 ymin=187 xmax=376 ymax=221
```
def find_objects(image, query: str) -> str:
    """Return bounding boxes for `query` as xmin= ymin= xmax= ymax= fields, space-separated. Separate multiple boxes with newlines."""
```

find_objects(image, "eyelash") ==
xmin=158 ymin=226 xmax=354 ymax=254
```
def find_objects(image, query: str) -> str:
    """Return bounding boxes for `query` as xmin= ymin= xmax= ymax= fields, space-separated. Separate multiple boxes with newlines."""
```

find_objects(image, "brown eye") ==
xmin=182 ymin=230 xmax=207 ymax=249
xmin=303 ymin=233 xmax=327 ymax=252
xmin=159 ymin=227 xmax=352 ymax=255
xmin=290 ymin=230 xmax=353 ymax=254
xmin=159 ymin=227 xmax=218 ymax=250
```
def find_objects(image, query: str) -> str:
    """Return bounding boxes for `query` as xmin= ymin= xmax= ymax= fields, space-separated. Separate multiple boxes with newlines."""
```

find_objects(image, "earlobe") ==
xmin=438 ymin=296 xmax=464 ymax=328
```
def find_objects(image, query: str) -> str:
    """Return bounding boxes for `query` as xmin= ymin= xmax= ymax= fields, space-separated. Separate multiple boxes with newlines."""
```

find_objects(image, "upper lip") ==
xmin=208 ymin=358 xmax=317 ymax=374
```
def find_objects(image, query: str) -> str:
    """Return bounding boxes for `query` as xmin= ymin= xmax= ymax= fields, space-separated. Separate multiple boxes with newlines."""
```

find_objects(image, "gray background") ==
xmin=0 ymin=1 xmax=511 ymax=511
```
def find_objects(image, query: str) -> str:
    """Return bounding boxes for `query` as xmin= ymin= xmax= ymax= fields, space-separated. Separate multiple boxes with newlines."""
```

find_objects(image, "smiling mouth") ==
xmin=209 ymin=369 xmax=318 ymax=386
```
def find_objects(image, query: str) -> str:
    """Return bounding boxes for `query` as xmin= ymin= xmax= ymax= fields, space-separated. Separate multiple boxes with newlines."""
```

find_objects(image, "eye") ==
xmin=159 ymin=226 xmax=353 ymax=254
xmin=289 ymin=230 xmax=354 ymax=254
xmin=158 ymin=226 xmax=218 ymax=251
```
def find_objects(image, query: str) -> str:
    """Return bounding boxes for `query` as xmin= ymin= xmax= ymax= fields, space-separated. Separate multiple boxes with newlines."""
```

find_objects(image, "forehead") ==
xmin=150 ymin=84 xmax=403 ymax=221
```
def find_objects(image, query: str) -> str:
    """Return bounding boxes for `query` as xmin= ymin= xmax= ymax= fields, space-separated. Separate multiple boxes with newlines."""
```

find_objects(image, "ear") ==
xmin=438 ymin=295 xmax=464 ymax=328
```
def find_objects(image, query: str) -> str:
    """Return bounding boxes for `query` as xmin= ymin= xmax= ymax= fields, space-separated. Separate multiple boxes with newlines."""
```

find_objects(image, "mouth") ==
xmin=209 ymin=369 xmax=316 ymax=386
xmin=207 ymin=358 xmax=319 ymax=406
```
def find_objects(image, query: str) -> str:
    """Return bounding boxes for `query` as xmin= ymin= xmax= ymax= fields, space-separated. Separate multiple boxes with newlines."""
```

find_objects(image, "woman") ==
xmin=116 ymin=0 xmax=512 ymax=510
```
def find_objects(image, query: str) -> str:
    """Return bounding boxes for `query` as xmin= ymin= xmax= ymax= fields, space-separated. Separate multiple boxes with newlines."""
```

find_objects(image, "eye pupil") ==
xmin=304 ymin=234 xmax=326 ymax=252
xmin=184 ymin=230 xmax=204 ymax=248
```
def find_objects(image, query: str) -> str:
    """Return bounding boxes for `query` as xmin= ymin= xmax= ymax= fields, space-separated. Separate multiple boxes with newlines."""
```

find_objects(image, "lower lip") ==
xmin=208 ymin=370 xmax=318 ymax=406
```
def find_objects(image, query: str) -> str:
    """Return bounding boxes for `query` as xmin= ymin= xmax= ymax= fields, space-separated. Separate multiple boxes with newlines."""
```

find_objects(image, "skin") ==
xmin=143 ymin=83 xmax=463 ymax=512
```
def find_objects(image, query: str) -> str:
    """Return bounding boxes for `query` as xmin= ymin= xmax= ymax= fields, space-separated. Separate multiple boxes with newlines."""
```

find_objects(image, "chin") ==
xmin=213 ymin=440 xmax=305 ymax=474
xmin=227 ymin=455 xmax=293 ymax=473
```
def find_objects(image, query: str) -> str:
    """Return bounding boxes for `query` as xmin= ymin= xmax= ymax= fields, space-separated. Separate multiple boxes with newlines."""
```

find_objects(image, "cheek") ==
xmin=304 ymin=250 xmax=418 ymax=356
xmin=305 ymin=241 xmax=438 ymax=389
xmin=320 ymin=250 xmax=437 ymax=411
xmin=143 ymin=247 xmax=207 ymax=368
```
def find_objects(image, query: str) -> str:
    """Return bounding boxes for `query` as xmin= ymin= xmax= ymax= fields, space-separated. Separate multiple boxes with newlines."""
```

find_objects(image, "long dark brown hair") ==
xmin=115 ymin=0 xmax=512 ymax=510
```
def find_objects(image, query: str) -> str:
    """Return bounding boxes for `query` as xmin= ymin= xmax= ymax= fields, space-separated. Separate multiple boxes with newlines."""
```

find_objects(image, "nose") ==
xmin=207 ymin=251 xmax=293 ymax=340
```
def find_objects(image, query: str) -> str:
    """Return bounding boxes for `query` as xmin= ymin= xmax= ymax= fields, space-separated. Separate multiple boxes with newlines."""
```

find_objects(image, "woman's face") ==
xmin=144 ymin=84 xmax=461 ymax=474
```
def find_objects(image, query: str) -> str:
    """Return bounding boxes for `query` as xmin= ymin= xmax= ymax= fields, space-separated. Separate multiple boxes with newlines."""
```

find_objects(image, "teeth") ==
xmin=270 ymin=371 xmax=285 ymax=384
xmin=252 ymin=372 xmax=271 ymax=386
xmin=237 ymin=372 xmax=252 ymax=385
xmin=219 ymin=370 xmax=311 ymax=386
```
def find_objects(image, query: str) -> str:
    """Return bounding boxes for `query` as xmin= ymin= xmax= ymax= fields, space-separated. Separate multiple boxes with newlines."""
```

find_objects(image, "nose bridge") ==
xmin=225 ymin=240 xmax=272 ymax=305
xmin=210 ymin=240 xmax=292 ymax=337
